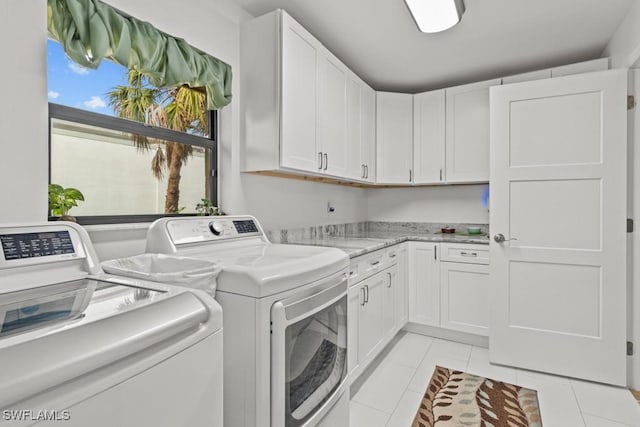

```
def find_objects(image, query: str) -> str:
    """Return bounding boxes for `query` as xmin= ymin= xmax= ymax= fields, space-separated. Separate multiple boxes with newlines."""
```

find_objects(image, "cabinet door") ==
xmin=376 ymin=92 xmax=413 ymax=184
xmin=280 ymin=15 xmax=320 ymax=172
xmin=318 ymin=53 xmax=348 ymax=177
xmin=445 ymin=78 xmax=501 ymax=183
xmin=358 ymin=274 xmax=385 ymax=363
xmin=440 ymin=262 xmax=489 ymax=336
xmin=383 ymin=266 xmax=397 ymax=338
xmin=394 ymin=244 xmax=409 ymax=330
xmin=413 ymin=90 xmax=445 ymax=184
xmin=346 ymin=74 xmax=363 ymax=180
xmin=408 ymin=242 xmax=440 ymax=326
xmin=347 ymin=284 xmax=362 ymax=375
xmin=361 ymin=85 xmax=376 ymax=182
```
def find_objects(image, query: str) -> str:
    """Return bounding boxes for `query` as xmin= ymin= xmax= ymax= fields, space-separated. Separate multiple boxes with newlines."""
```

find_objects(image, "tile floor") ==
xmin=350 ymin=332 xmax=640 ymax=427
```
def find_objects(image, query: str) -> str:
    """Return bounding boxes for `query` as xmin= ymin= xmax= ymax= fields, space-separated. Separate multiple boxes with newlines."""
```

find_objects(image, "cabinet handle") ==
xmin=318 ymin=152 xmax=323 ymax=170
xmin=364 ymin=285 xmax=369 ymax=304
xmin=389 ymin=252 xmax=396 ymax=258
xmin=434 ymin=245 xmax=437 ymax=260
xmin=365 ymin=165 xmax=369 ymax=179
xmin=370 ymin=260 xmax=381 ymax=266
xmin=460 ymin=251 xmax=478 ymax=257
xmin=362 ymin=164 xmax=365 ymax=178
xmin=409 ymin=169 xmax=413 ymax=182
xmin=324 ymin=153 xmax=328 ymax=170
xmin=440 ymin=168 xmax=443 ymax=181
xmin=361 ymin=287 xmax=366 ymax=306
xmin=387 ymin=272 xmax=392 ymax=287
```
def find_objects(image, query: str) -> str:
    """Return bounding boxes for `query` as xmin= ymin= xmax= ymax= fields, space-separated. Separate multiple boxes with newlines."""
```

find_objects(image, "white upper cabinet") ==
xmin=241 ymin=10 xmax=373 ymax=183
xmin=376 ymin=92 xmax=413 ymax=184
xmin=413 ymin=89 xmax=445 ymax=184
xmin=346 ymin=74 xmax=376 ymax=182
xmin=280 ymin=15 xmax=320 ymax=172
xmin=346 ymin=74 xmax=363 ymax=180
xmin=318 ymin=53 xmax=348 ymax=177
xmin=241 ymin=10 xmax=321 ymax=174
xmin=445 ymin=78 xmax=501 ymax=183
xmin=361 ymin=85 xmax=376 ymax=183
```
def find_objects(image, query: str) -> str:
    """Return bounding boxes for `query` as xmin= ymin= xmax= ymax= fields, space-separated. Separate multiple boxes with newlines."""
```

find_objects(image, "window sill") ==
xmin=82 ymin=222 xmax=152 ymax=233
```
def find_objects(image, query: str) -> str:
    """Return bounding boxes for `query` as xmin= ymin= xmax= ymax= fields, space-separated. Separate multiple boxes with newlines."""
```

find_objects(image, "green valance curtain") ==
xmin=47 ymin=0 xmax=232 ymax=109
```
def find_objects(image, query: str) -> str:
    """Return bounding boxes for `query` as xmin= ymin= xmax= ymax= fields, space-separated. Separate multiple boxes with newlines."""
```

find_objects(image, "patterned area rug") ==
xmin=412 ymin=366 xmax=542 ymax=426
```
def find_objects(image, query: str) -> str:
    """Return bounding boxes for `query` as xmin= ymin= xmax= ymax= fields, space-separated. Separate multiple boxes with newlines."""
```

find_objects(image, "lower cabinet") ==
xmin=440 ymin=261 xmax=490 ymax=336
xmin=408 ymin=242 xmax=440 ymax=326
xmin=348 ymin=246 xmax=409 ymax=382
xmin=393 ymin=244 xmax=409 ymax=334
xmin=347 ymin=241 xmax=488 ymax=383
xmin=409 ymin=241 xmax=490 ymax=337
xmin=357 ymin=272 xmax=386 ymax=365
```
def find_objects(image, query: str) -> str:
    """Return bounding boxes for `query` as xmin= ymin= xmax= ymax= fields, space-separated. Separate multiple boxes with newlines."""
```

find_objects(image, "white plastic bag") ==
xmin=102 ymin=254 xmax=221 ymax=296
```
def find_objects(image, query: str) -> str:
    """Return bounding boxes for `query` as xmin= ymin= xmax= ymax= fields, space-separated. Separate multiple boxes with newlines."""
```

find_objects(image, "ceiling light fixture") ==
xmin=404 ymin=0 xmax=466 ymax=33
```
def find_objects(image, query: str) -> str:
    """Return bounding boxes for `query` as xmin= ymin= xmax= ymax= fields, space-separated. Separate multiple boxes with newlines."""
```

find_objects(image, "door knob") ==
xmin=494 ymin=233 xmax=518 ymax=243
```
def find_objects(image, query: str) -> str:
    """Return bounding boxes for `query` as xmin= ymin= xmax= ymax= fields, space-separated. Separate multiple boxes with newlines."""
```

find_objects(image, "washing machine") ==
xmin=146 ymin=215 xmax=350 ymax=427
xmin=0 ymin=222 xmax=223 ymax=426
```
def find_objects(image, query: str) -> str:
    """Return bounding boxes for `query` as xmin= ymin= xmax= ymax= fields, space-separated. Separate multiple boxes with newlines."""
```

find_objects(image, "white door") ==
xmin=414 ymin=89 xmax=445 ymax=184
xmin=490 ymin=69 xmax=627 ymax=385
xmin=446 ymin=78 xmax=501 ymax=183
xmin=376 ymin=92 xmax=413 ymax=184
xmin=361 ymin=86 xmax=376 ymax=182
xmin=318 ymin=53 xmax=348 ymax=177
xmin=280 ymin=16 xmax=320 ymax=172
xmin=408 ymin=242 xmax=440 ymax=326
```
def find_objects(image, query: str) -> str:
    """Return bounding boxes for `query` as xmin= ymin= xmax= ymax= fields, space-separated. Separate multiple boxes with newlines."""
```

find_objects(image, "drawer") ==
xmin=440 ymin=243 xmax=489 ymax=265
xmin=385 ymin=247 xmax=400 ymax=265
xmin=349 ymin=246 xmax=399 ymax=286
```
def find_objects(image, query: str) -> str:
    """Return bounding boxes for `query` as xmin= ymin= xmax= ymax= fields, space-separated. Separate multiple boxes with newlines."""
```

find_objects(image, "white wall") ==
xmin=367 ymin=185 xmax=489 ymax=224
xmin=604 ymin=0 xmax=640 ymax=68
xmin=0 ymin=0 xmax=48 ymax=223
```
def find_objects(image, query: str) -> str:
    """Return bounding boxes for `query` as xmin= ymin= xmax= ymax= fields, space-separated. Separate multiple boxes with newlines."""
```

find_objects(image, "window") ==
xmin=47 ymin=40 xmax=217 ymax=224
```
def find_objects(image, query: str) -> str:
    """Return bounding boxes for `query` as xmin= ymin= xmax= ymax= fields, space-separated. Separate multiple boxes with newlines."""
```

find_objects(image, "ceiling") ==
xmin=233 ymin=0 xmax=633 ymax=93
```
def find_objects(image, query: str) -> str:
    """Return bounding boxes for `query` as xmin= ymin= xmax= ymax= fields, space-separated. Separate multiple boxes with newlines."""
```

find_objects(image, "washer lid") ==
xmin=181 ymin=243 xmax=349 ymax=298
xmin=0 ymin=278 xmax=220 ymax=408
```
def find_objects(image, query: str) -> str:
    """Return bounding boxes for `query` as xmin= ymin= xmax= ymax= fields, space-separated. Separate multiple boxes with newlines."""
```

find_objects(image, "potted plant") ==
xmin=48 ymin=184 xmax=85 ymax=222
xmin=195 ymin=198 xmax=221 ymax=216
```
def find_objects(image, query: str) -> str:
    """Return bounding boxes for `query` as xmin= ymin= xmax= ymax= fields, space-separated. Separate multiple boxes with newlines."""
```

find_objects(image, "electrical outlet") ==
xmin=327 ymin=200 xmax=336 ymax=215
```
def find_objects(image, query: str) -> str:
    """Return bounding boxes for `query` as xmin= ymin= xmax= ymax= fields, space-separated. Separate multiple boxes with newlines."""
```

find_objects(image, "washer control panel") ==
xmin=166 ymin=217 xmax=263 ymax=246
xmin=0 ymin=224 xmax=87 ymax=268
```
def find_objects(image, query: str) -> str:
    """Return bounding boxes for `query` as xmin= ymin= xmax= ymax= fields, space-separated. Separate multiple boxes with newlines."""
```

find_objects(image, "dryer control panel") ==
xmin=162 ymin=216 xmax=264 ymax=247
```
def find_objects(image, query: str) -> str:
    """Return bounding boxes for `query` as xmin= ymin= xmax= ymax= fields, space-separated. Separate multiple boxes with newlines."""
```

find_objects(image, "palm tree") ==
xmin=106 ymin=69 xmax=208 ymax=213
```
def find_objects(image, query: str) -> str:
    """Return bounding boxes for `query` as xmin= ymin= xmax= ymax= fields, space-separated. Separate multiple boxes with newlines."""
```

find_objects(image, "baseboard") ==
xmin=403 ymin=322 xmax=489 ymax=348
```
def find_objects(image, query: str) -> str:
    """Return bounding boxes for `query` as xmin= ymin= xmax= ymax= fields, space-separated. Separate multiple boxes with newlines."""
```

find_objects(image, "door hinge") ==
xmin=628 ymin=95 xmax=635 ymax=110
xmin=210 ymin=169 xmax=217 ymax=177
xmin=628 ymin=218 xmax=634 ymax=233
xmin=628 ymin=341 xmax=634 ymax=356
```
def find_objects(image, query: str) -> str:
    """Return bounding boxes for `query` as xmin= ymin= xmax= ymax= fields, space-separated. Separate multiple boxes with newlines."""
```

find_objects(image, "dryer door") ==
xmin=271 ymin=275 xmax=348 ymax=427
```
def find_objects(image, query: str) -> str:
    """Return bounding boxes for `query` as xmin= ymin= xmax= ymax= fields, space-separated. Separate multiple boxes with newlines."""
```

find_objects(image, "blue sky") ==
xmin=47 ymin=39 xmax=128 ymax=116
